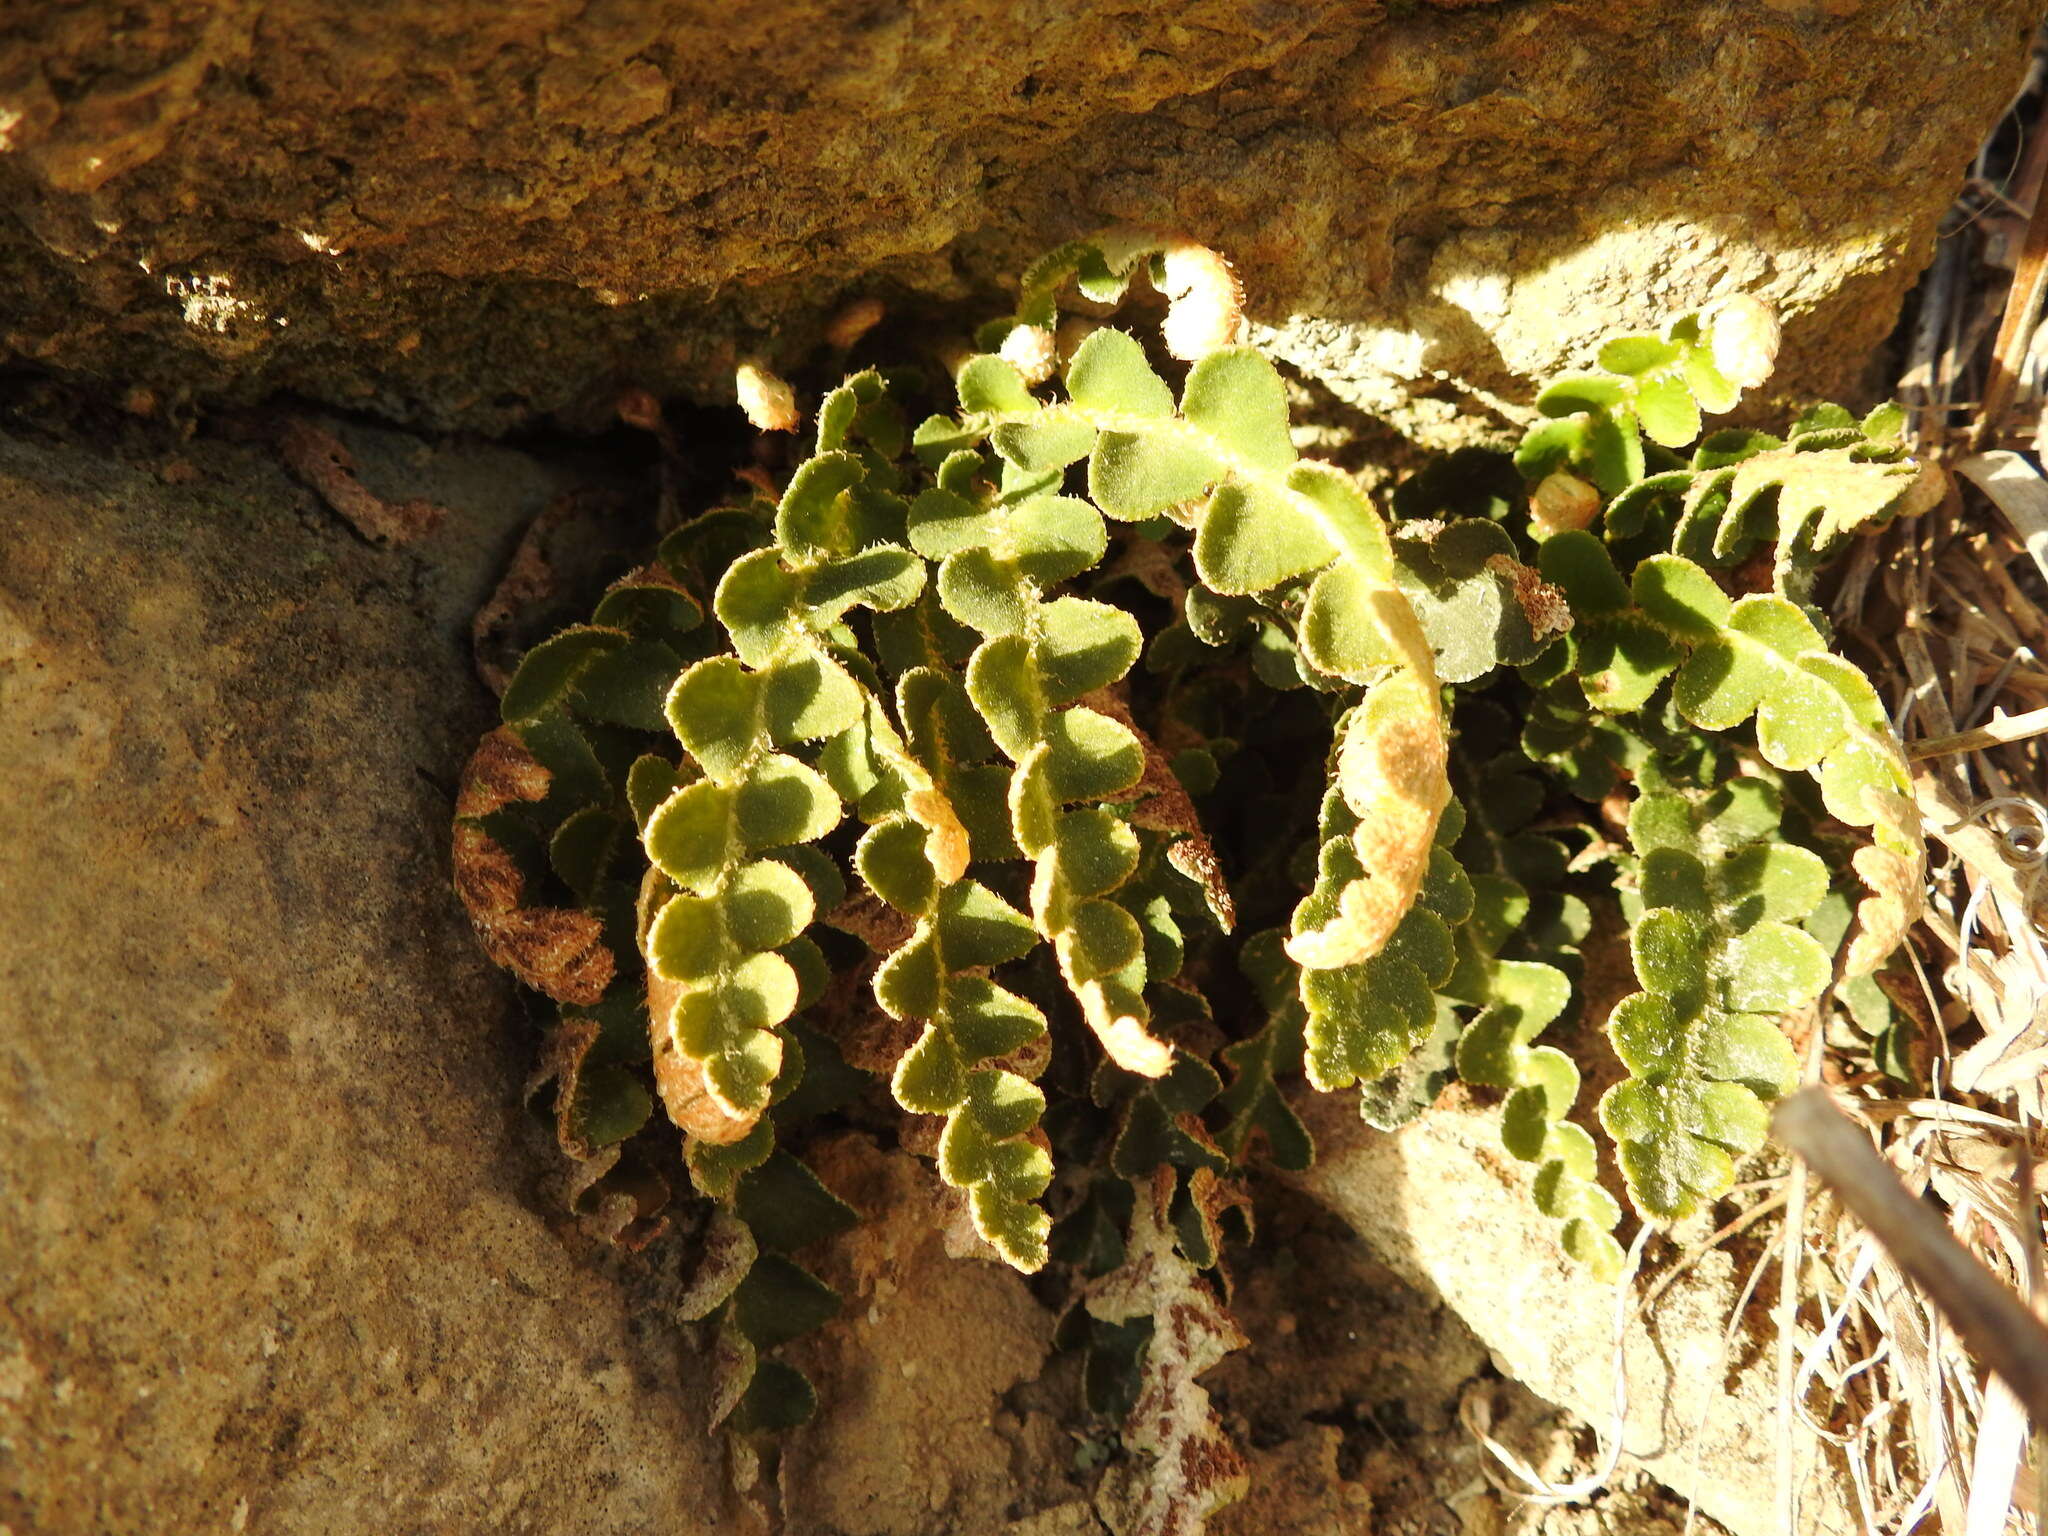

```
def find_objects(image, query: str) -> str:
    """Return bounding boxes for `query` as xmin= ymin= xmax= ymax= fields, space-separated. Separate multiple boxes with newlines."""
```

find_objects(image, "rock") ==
xmin=1 ymin=2 xmax=2034 ymax=438
xmin=0 ymin=424 xmax=714 ymax=1536
xmin=0 ymin=423 xmax=1087 ymax=1536
xmin=1286 ymin=1093 xmax=1853 ymax=1536
xmin=779 ymin=1137 xmax=1057 ymax=1535
xmin=1208 ymin=1427 xmax=1370 ymax=1536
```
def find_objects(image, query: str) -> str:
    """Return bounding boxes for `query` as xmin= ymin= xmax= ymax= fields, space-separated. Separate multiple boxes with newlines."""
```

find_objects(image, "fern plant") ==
xmin=453 ymin=235 xmax=1931 ymax=1518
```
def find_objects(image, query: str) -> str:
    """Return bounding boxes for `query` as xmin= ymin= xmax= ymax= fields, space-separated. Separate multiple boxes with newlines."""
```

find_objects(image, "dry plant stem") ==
xmin=1958 ymin=645 xmax=2033 ymax=730
xmin=1906 ymin=232 xmax=1967 ymax=446
xmin=1991 ymin=53 xmax=2048 ymax=212
xmin=1774 ymin=1088 xmax=2048 ymax=1422
xmin=1974 ymin=180 xmax=2048 ymax=449
xmin=1777 ymin=1013 xmax=1829 ymax=1536
xmin=1638 ymin=1188 xmax=1790 ymax=1315
xmin=1874 ymin=232 xmax=2048 ymax=1508
xmin=279 ymin=416 xmax=448 ymax=547
xmin=1465 ymin=1225 xmax=1651 ymax=1507
xmin=1908 ymin=702 xmax=2048 ymax=758
xmin=1979 ymin=90 xmax=2048 ymax=449
xmin=2021 ymin=1125 xmax=2048 ymax=1535
xmin=1916 ymin=772 xmax=2041 ymax=916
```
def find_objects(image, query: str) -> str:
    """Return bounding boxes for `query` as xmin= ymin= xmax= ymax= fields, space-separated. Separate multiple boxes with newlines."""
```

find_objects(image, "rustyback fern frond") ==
xmin=453 ymin=508 xmax=867 ymax=1430
xmin=681 ymin=1151 xmax=860 ymax=1433
xmin=1604 ymin=400 xmax=1946 ymax=603
xmin=913 ymin=441 xmax=1168 ymax=1079
xmin=1538 ymin=532 xmax=1922 ymax=977
xmin=1291 ymin=728 xmax=1470 ymax=1093
xmin=925 ymin=300 xmax=1455 ymax=1079
xmin=1516 ymin=302 xmax=1772 ymax=499
xmin=1421 ymin=763 xmax=1613 ymax=1278
xmin=1454 ymin=934 xmax=1623 ymax=1277
xmin=865 ymin=808 xmax=1056 ymax=1269
xmin=1214 ymin=931 xmax=1313 ymax=1172
xmin=455 ymin=235 xmax=1939 ymax=1497
xmin=644 ymin=459 xmax=924 ymax=1130
xmin=1597 ymin=778 xmax=1825 ymax=1219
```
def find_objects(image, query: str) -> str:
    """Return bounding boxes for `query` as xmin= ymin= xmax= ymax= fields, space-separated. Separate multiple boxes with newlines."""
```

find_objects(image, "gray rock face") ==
xmin=0 ymin=429 xmax=734 ymax=1534
xmin=1287 ymin=1095 xmax=1853 ymax=1536
xmin=0 ymin=1 xmax=2035 ymax=437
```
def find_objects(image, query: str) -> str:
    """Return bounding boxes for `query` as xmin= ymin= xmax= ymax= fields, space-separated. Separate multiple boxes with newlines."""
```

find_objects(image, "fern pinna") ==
xmin=454 ymin=235 xmax=1931 ymax=1499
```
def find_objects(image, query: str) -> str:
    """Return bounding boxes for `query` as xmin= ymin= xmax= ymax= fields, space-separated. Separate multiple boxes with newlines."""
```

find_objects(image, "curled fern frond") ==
xmin=1007 ymin=229 xmax=1244 ymax=362
xmin=1293 ymin=773 xmax=1472 ymax=1094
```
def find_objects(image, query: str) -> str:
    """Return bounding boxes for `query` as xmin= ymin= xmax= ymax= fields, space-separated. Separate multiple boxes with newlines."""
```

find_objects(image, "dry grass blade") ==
xmin=1779 ymin=1006 xmax=1831 ymax=1535
xmin=1973 ymin=201 xmax=2048 ymax=451
xmin=1975 ymin=74 xmax=2048 ymax=452
xmin=1957 ymin=451 xmax=2048 ymax=587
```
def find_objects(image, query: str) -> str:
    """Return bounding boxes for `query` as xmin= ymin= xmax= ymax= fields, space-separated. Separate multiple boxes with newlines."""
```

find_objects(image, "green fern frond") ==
xmin=1604 ymin=400 xmax=1942 ymax=604
xmin=1598 ymin=778 xmax=1825 ymax=1218
xmin=451 ymin=240 xmax=1942 ymax=1476
xmin=1540 ymin=532 xmax=1922 ymax=979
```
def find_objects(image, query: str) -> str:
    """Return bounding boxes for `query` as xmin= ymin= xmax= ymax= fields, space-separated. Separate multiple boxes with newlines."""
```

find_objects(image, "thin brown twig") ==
xmin=2022 ymin=1113 xmax=2048 ymax=1532
xmin=1976 ymin=168 xmax=2048 ymax=448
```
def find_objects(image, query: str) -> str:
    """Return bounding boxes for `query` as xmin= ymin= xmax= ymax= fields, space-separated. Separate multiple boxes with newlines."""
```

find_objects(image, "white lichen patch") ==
xmin=163 ymin=271 xmax=260 ymax=335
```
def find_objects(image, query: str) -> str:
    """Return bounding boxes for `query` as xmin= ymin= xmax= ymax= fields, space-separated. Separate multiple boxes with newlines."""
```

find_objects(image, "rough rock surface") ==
xmin=1288 ymin=1093 xmax=1852 ymax=1536
xmin=0 ymin=422 xmax=1090 ymax=1536
xmin=0 ymin=426 xmax=738 ymax=1534
xmin=780 ymin=1137 xmax=1056 ymax=1534
xmin=0 ymin=1 xmax=2034 ymax=439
